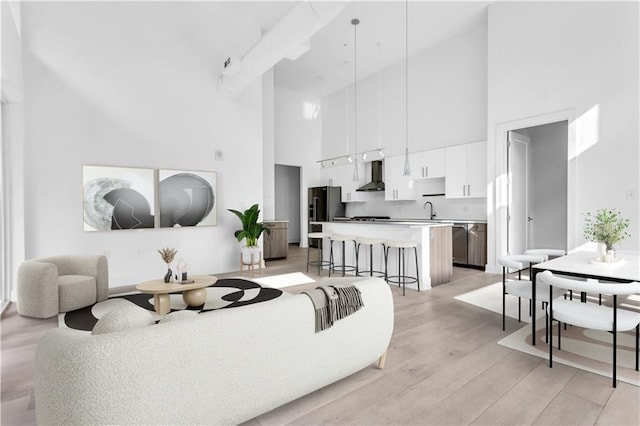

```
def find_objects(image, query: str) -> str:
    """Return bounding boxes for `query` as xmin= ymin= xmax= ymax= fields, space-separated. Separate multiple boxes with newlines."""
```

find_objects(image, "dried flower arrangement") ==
xmin=158 ymin=247 xmax=178 ymax=265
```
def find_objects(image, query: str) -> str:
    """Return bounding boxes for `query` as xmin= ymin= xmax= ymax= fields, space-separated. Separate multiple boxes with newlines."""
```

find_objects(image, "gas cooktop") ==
xmin=351 ymin=216 xmax=391 ymax=221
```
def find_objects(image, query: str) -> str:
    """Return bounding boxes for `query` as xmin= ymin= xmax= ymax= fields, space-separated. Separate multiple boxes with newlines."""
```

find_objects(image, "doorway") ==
xmin=507 ymin=121 xmax=568 ymax=253
xmin=274 ymin=164 xmax=301 ymax=244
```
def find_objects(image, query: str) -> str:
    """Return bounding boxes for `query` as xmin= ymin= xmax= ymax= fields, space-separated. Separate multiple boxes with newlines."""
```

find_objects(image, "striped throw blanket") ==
xmin=303 ymin=284 xmax=364 ymax=332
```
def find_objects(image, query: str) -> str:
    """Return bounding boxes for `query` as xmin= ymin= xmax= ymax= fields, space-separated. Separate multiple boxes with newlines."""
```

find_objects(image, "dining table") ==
xmin=530 ymin=250 xmax=640 ymax=345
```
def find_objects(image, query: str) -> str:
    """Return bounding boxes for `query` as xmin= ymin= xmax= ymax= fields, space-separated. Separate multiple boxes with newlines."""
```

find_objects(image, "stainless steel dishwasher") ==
xmin=452 ymin=223 xmax=468 ymax=266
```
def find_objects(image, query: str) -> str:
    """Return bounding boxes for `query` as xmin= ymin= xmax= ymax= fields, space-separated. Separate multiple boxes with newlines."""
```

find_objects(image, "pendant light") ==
xmin=374 ymin=42 xmax=382 ymax=162
xmin=352 ymin=18 xmax=360 ymax=182
xmin=402 ymin=0 xmax=411 ymax=176
xmin=345 ymin=73 xmax=351 ymax=163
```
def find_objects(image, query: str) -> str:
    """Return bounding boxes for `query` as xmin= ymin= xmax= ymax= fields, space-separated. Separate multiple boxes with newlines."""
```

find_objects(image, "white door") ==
xmin=507 ymin=131 xmax=529 ymax=255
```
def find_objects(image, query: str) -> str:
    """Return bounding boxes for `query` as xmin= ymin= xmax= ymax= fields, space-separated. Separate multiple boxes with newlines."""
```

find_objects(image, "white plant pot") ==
xmin=241 ymin=246 xmax=261 ymax=265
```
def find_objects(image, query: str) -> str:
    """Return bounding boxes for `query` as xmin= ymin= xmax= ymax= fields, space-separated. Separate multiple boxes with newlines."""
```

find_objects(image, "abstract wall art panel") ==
xmin=83 ymin=165 xmax=155 ymax=231
xmin=158 ymin=169 xmax=217 ymax=228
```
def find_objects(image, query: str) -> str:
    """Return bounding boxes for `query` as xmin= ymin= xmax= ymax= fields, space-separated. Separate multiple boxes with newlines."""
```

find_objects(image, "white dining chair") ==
xmin=540 ymin=270 xmax=640 ymax=388
xmin=524 ymin=248 xmax=566 ymax=258
xmin=498 ymin=254 xmax=564 ymax=333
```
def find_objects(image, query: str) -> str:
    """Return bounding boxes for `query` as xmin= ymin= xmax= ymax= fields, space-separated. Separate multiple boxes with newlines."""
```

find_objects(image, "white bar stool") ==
xmin=384 ymin=240 xmax=420 ymax=296
xmin=306 ymin=232 xmax=333 ymax=275
xmin=329 ymin=235 xmax=357 ymax=277
xmin=355 ymin=237 xmax=386 ymax=278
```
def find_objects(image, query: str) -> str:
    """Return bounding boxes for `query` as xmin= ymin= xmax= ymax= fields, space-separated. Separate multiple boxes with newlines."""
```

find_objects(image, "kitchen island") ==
xmin=315 ymin=221 xmax=453 ymax=291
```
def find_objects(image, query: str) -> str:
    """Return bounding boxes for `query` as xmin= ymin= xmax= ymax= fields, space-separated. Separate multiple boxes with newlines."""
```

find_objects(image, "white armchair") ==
xmin=17 ymin=255 xmax=108 ymax=318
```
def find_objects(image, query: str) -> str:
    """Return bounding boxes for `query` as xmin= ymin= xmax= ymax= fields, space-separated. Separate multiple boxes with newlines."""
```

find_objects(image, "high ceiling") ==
xmin=232 ymin=1 xmax=491 ymax=99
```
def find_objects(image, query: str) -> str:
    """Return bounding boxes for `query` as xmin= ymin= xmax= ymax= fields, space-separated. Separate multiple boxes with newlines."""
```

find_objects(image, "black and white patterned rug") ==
xmin=60 ymin=278 xmax=285 ymax=332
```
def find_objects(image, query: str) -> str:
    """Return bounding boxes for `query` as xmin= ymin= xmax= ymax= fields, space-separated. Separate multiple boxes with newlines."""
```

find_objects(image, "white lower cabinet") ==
xmin=445 ymin=141 xmax=487 ymax=199
xmin=384 ymin=155 xmax=415 ymax=201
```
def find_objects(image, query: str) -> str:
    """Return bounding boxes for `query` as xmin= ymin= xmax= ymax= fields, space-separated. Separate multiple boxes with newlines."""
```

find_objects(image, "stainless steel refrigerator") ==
xmin=308 ymin=186 xmax=345 ymax=248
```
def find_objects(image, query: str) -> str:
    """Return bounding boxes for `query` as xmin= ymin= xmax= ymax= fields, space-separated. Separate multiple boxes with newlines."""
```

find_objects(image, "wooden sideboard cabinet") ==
xmin=263 ymin=221 xmax=288 ymax=260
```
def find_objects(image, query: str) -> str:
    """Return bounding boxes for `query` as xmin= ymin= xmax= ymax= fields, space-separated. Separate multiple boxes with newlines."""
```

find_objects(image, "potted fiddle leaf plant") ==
xmin=228 ymin=204 xmax=270 ymax=265
xmin=583 ymin=208 xmax=630 ymax=261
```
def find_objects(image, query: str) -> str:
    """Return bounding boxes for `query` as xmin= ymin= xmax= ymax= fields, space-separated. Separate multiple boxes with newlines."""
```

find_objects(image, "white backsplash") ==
xmin=345 ymin=192 xmax=487 ymax=221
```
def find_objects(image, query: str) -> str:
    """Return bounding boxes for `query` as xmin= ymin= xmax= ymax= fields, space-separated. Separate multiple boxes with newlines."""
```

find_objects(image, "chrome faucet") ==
xmin=423 ymin=201 xmax=436 ymax=220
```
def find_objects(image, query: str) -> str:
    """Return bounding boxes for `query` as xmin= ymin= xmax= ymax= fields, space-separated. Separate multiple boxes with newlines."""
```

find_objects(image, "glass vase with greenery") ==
xmin=583 ymin=209 xmax=630 ymax=251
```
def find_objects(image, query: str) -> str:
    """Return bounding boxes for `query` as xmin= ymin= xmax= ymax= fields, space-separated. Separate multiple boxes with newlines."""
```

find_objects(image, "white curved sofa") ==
xmin=35 ymin=277 xmax=394 ymax=425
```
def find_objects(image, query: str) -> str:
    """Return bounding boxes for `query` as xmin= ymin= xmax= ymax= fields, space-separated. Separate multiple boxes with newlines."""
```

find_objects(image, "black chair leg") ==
xmin=549 ymin=319 xmax=553 ymax=368
xmin=613 ymin=328 xmax=617 ymax=388
xmin=502 ymin=267 xmax=506 ymax=331
xmin=401 ymin=248 xmax=406 ymax=296
xmin=545 ymin=312 xmax=549 ymax=343
xmin=414 ymin=247 xmax=420 ymax=291
xmin=341 ymin=241 xmax=346 ymax=277
xmin=384 ymin=246 xmax=388 ymax=281
xmin=558 ymin=320 xmax=562 ymax=351
xmin=330 ymin=243 xmax=334 ymax=274
xmin=613 ymin=296 xmax=618 ymax=388
xmin=635 ymin=324 xmax=639 ymax=372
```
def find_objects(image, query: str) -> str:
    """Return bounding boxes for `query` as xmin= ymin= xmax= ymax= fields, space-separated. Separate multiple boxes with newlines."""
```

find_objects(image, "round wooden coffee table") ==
xmin=136 ymin=275 xmax=217 ymax=315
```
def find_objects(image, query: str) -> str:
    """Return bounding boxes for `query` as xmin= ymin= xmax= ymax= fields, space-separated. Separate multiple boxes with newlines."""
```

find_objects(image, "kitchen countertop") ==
xmin=386 ymin=218 xmax=487 ymax=224
xmin=327 ymin=218 xmax=487 ymax=225
xmin=263 ymin=219 xmax=289 ymax=223
xmin=310 ymin=220 xmax=453 ymax=228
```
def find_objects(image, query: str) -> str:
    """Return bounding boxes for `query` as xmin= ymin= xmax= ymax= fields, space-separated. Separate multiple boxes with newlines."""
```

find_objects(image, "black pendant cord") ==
xmin=405 ymin=0 xmax=409 ymax=154
xmin=353 ymin=18 xmax=358 ymax=161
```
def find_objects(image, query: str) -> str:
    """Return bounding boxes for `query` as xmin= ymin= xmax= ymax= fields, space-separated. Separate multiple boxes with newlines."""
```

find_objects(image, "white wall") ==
xmin=2 ymin=1 xmax=22 ymax=101
xmin=273 ymin=86 xmax=324 ymax=246
xmin=487 ymin=2 xmax=640 ymax=271
xmin=21 ymin=2 xmax=265 ymax=288
xmin=321 ymin=20 xmax=487 ymax=160
xmin=2 ymin=1 xmax=26 ymax=301
xmin=262 ymin=68 xmax=276 ymax=220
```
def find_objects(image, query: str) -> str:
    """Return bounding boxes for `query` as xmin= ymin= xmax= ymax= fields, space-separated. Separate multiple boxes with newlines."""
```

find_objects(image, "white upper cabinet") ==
xmin=465 ymin=141 xmax=487 ymax=198
xmin=445 ymin=141 xmax=487 ymax=198
xmin=384 ymin=155 xmax=415 ymax=201
xmin=412 ymin=148 xmax=446 ymax=179
xmin=333 ymin=163 xmax=366 ymax=203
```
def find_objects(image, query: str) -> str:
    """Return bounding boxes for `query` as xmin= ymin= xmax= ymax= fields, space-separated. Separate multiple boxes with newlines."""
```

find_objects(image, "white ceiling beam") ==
xmin=219 ymin=1 xmax=350 ymax=95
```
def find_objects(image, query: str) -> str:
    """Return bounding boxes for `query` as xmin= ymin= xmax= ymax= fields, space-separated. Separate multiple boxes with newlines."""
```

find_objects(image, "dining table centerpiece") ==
xmin=583 ymin=208 xmax=630 ymax=262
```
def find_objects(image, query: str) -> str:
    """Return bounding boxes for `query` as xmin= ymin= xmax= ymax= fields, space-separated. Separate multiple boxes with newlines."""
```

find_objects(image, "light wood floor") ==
xmin=2 ymin=245 xmax=638 ymax=425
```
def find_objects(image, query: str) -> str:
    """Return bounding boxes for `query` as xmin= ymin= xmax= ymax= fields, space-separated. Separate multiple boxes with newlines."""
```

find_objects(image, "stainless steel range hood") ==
xmin=356 ymin=160 xmax=385 ymax=192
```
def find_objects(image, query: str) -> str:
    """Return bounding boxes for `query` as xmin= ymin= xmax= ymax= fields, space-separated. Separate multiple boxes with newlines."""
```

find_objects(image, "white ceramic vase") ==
xmin=606 ymin=249 xmax=616 ymax=262
xmin=597 ymin=243 xmax=607 ymax=258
